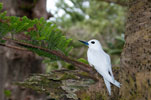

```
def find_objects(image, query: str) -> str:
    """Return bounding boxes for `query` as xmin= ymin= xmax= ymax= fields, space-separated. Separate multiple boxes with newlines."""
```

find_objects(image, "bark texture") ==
xmin=0 ymin=0 xmax=52 ymax=100
xmin=0 ymin=47 xmax=7 ymax=100
xmin=120 ymin=0 xmax=151 ymax=99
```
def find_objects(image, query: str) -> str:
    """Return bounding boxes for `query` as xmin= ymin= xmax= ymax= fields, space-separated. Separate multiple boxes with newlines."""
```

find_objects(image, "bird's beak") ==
xmin=79 ymin=40 xmax=89 ymax=46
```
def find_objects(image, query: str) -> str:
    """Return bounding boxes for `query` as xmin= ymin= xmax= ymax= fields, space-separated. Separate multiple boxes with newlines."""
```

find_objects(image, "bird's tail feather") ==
xmin=113 ymin=80 xmax=120 ymax=88
xmin=101 ymin=72 xmax=121 ymax=88
xmin=103 ymin=78 xmax=111 ymax=95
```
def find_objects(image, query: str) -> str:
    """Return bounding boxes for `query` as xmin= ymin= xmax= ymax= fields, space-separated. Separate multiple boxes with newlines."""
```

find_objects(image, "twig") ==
xmin=0 ymin=43 xmax=29 ymax=51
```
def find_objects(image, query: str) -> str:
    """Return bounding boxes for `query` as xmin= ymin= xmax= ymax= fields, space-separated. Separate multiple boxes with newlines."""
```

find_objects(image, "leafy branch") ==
xmin=1 ymin=37 xmax=98 ymax=81
xmin=0 ymin=2 xmax=99 ymax=79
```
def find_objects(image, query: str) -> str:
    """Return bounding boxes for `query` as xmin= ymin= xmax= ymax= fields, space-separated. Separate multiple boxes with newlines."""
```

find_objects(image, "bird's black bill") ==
xmin=79 ymin=40 xmax=89 ymax=45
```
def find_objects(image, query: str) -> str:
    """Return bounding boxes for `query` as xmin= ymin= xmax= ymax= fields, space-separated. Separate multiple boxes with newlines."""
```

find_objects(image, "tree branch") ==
xmin=0 ymin=37 xmax=99 ymax=81
xmin=0 ymin=43 xmax=29 ymax=51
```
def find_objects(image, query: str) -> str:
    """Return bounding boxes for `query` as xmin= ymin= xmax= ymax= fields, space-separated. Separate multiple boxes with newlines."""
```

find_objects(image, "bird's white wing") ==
xmin=100 ymin=70 xmax=120 ymax=88
xmin=88 ymin=59 xmax=93 ymax=67
xmin=88 ymin=49 xmax=120 ymax=87
xmin=103 ymin=77 xmax=111 ymax=95
xmin=106 ymin=54 xmax=115 ymax=81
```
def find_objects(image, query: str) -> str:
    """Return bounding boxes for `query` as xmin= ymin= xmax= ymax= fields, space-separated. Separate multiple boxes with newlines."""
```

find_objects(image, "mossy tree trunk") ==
xmin=0 ymin=0 xmax=52 ymax=100
xmin=120 ymin=0 xmax=151 ymax=99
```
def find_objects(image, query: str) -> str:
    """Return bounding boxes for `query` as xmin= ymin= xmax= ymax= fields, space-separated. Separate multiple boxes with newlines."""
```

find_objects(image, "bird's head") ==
xmin=79 ymin=39 xmax=102 ymax=50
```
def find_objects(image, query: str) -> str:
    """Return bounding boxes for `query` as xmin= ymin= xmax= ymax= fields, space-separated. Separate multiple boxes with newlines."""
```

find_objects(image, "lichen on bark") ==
xmin=16 ymin=69 xmax=96 ymax=100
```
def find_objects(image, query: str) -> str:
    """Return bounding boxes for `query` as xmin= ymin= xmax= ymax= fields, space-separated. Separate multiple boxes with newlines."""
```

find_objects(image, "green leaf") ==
xmin=4 ymin=90 xmax=11 ymax=97
xmin=0 ymin=3 xmax=3 ymax=10
xmin=78 ymin=58 xmax=89 ymax=64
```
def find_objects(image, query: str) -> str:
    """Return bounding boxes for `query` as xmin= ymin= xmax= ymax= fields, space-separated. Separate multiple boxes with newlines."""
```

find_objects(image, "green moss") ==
xmin=78 ymin=91 xmax=108 ymax=100
xmin=79 ymin=92 xmax=91 ymax=100
xmin=112 ymin=66 xmax=120 ymax=70
xmin=16 ymin=70 xmax=96 ymax=100
xmin=60 ymin=72 xmax=78 ymax=80
xmin=79 ymin=71 xmax=89 ymax=76
xmin=16 ymin=74 xmax=66 ymax=99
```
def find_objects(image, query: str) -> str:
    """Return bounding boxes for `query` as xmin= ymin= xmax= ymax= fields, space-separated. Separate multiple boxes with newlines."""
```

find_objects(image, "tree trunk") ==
xmin=120 ymin=0 xmax=151 ymax=99
xmin=0 ymin=0 xmax=52 ymax=100
xmin=0 ymin=47 xmax=7 ymax=100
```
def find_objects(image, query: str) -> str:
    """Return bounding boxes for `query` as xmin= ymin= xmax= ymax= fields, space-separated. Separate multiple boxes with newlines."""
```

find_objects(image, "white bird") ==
xmin=79 ymin=39 xmax=120 ymax=95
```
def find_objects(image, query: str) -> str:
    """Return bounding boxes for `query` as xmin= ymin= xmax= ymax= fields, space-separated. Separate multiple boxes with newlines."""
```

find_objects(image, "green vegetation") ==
xmin=4 ymin=90 xmax=11 ymax=98
xmin=0 ymin=3 xmax=72 ymax=61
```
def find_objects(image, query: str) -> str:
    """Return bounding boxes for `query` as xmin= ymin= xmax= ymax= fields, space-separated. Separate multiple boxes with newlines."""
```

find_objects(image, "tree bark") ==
xmin=0 ymin=0 xmax=52 ymax=100
xmin=120 ymin=0 xmax=151 ymax=99
xmin=0 ymin=47 xmax=7 ymax=100
xmin=0 ymin=0 xmax=52 ymax=18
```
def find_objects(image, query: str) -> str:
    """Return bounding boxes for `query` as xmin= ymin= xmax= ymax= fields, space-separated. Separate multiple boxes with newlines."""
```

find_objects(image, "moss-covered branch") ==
xmin=16 ymin=69 xmax=95 ymax=100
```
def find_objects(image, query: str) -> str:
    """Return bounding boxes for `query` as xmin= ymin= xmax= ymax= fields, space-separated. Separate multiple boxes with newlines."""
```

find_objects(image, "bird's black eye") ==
xmin=91 ymin=41 xmax=95 ymax=44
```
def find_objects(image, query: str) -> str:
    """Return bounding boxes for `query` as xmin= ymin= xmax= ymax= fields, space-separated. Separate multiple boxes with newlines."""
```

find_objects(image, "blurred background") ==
xmin=0 ymin=0 xmax=127 ymax=100
xmin=46 ymin=0 xmax=126 ymax=70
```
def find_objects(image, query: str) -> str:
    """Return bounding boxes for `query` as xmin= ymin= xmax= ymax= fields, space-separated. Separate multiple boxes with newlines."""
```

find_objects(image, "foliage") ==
xmin=55 ymin=0 xmax=126 ymax=37
xmin=4 ymin=90 xmax=11 ymax=98
xmin=0 ymin=3 xmax=72 ymax=61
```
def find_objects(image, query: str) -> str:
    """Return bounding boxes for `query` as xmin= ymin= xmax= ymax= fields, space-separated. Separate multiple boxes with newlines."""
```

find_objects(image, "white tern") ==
xmin=79 ymin=39 xmax=120 ymax=95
